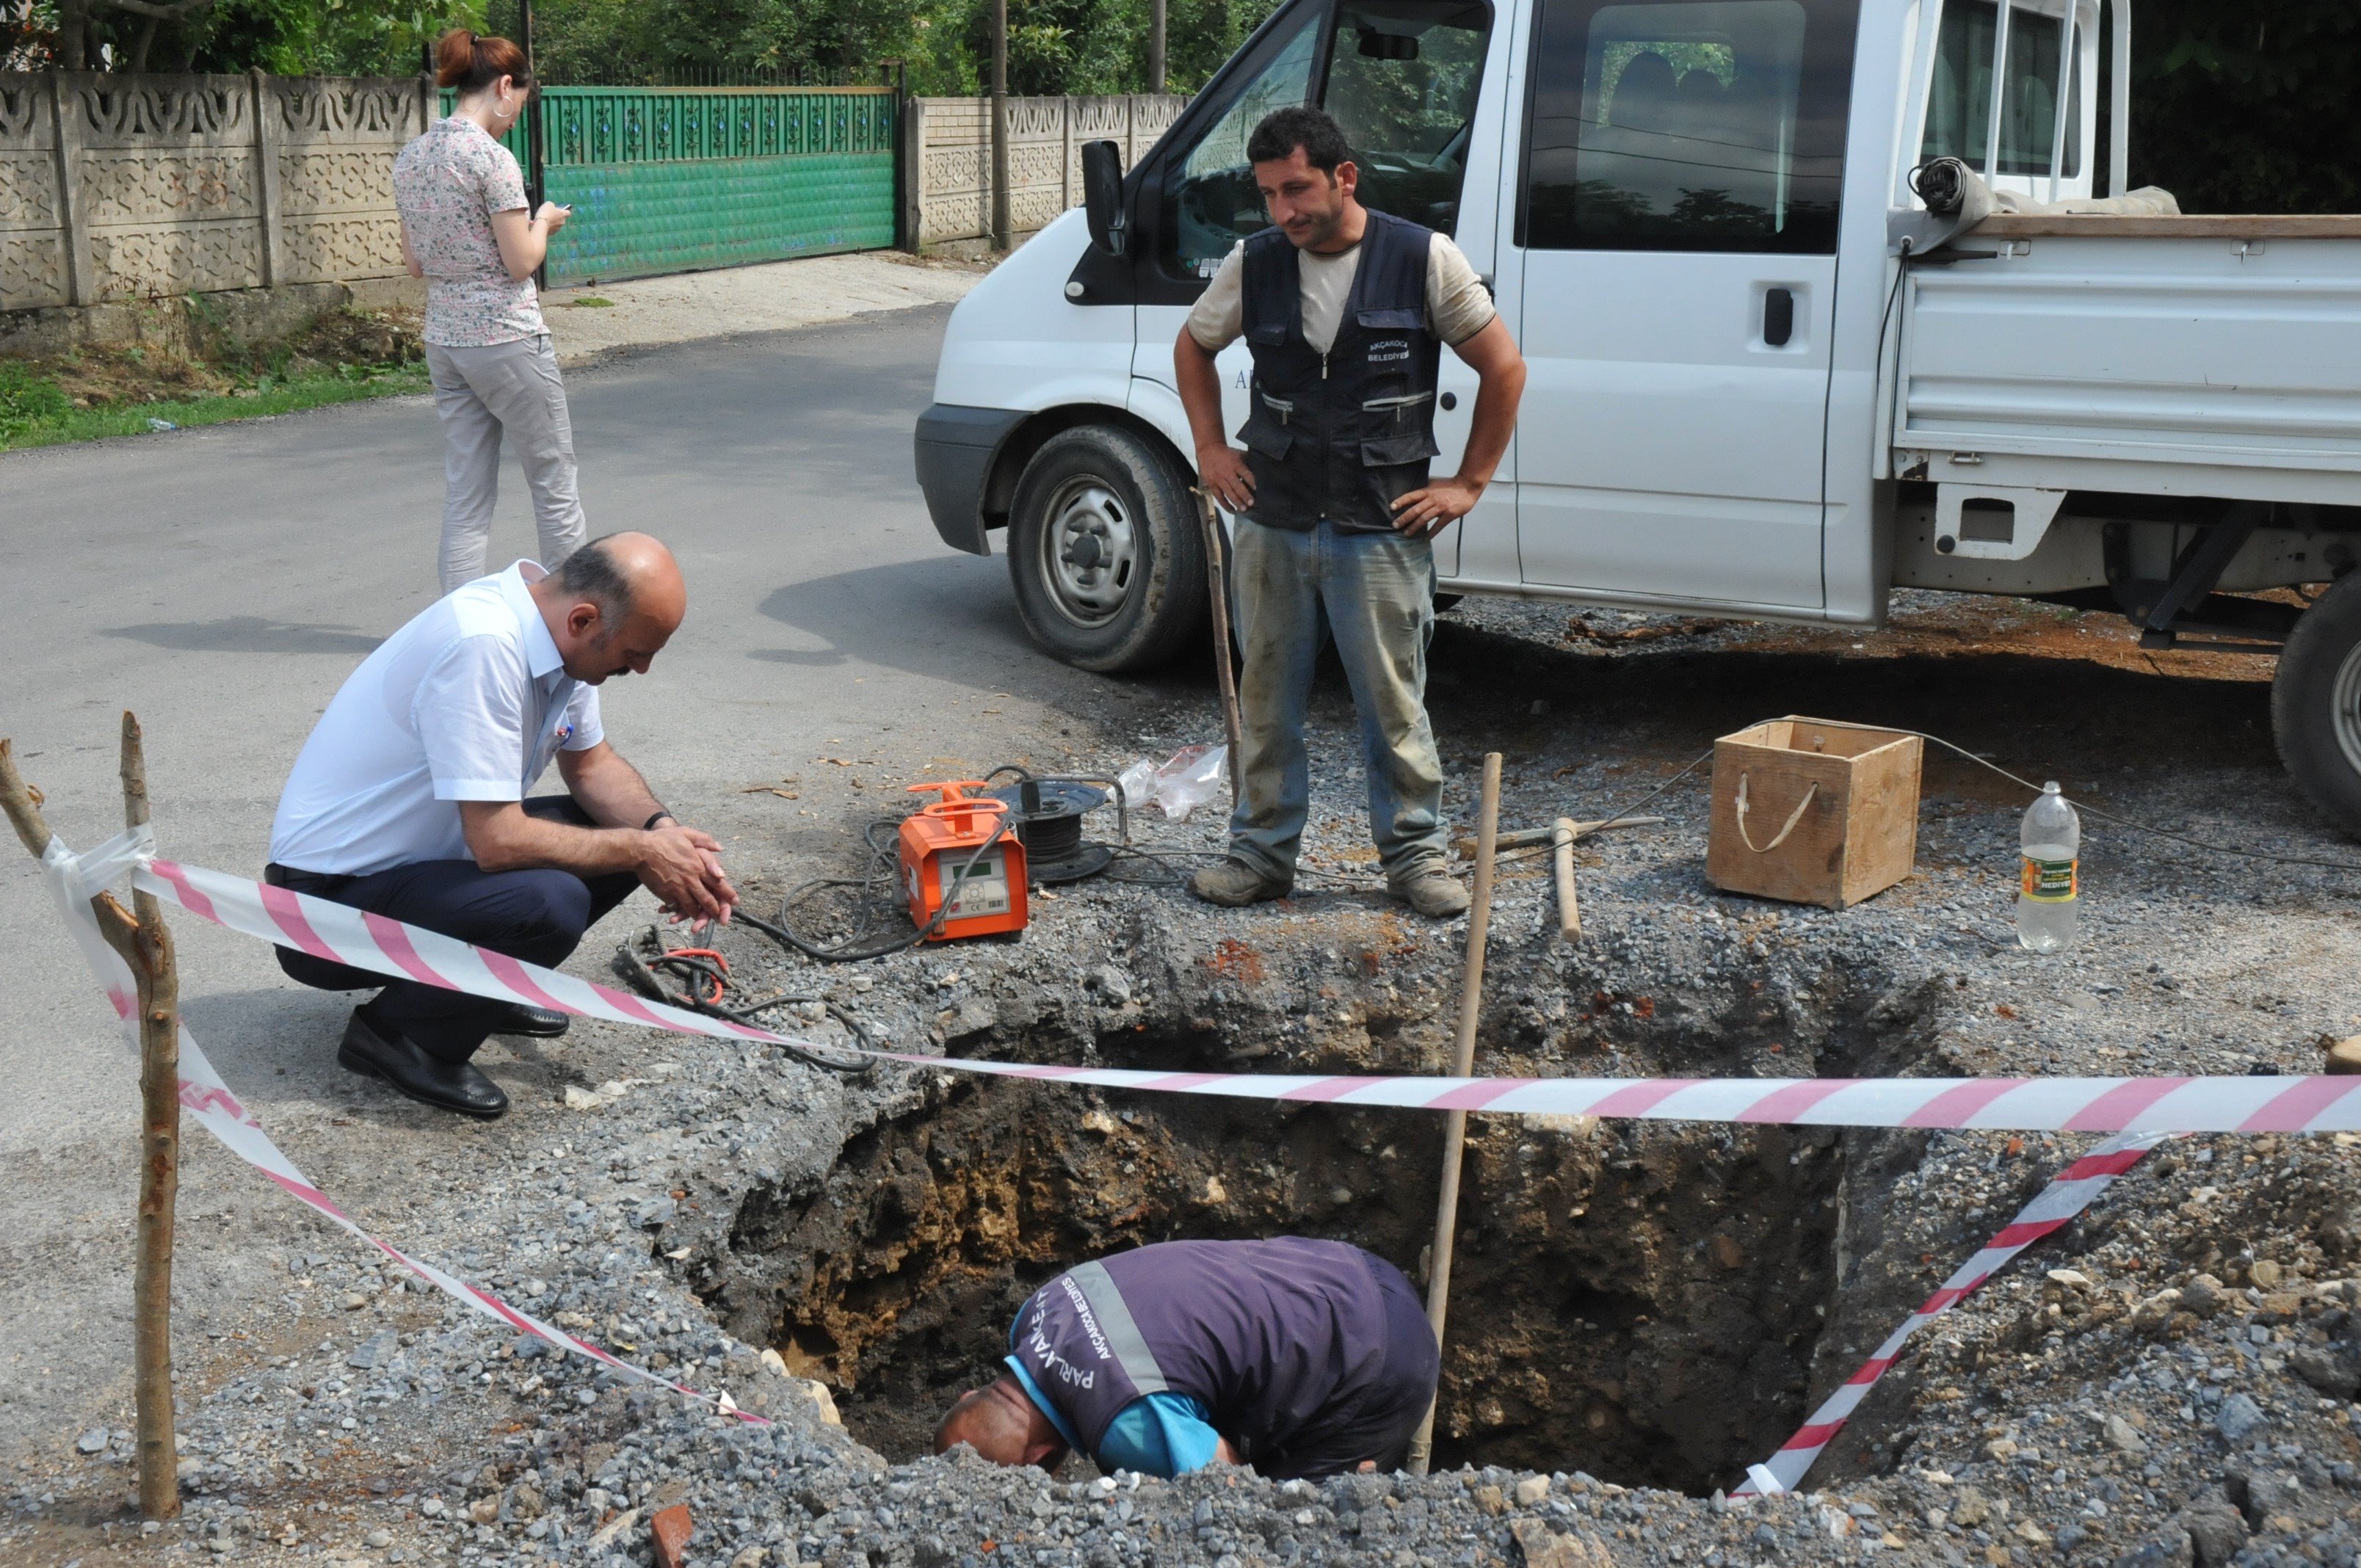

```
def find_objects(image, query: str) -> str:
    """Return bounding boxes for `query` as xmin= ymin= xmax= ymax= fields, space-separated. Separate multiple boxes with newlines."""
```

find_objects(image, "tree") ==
xmin=2122 ymin=0 xmax=2361 ymax=213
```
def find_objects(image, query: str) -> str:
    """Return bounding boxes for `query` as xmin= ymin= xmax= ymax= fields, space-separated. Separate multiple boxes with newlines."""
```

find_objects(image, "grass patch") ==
xmin=0 ymin=364 xmax=432 ymax=450
xmin=0 ymin=302 xmax=429 ymax=451
xmin=562 ymin=295 xmax=617 ymax=308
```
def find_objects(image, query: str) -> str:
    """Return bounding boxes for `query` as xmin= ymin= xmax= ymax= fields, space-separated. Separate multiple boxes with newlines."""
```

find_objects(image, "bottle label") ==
xmin=2020 ymin=855 xmax=2077 ymax=903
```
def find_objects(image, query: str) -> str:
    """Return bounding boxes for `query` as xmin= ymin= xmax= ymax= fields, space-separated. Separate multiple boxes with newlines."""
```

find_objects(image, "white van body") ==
xmin=915 ymin=0 xmax=2361 ymax=829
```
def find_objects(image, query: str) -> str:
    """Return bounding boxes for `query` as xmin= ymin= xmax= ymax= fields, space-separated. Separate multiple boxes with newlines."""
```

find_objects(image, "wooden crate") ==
xmin=1705 ymin=719 xmax=1923 ymax=909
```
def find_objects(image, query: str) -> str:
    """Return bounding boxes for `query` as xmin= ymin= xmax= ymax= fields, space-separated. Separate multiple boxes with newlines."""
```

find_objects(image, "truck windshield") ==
xmin=1324 ymin=1 xmax=1493 ymax=233
xmin=1520 ymin=0 xmax=1857 ymax=253
xmin=1161 ymin=0 xmax=1493 ymax=280
xmin=1920 ymin=0 xmax=2083 ymax=178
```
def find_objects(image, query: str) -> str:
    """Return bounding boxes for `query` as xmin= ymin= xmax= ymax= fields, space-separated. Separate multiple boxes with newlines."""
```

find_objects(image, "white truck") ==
xmin=913 ymin=0 xmax=2361 ymax=832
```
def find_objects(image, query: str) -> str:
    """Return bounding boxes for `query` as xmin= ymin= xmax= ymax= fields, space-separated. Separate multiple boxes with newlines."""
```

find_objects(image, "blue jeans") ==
xmin=1227 ymin=520 xmax=1448 ymax=884
xmin=267 ymin=796 xmax=638 ymax=1064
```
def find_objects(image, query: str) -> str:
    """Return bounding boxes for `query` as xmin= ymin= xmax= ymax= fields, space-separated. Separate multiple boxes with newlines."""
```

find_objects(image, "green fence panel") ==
xmin=436 ymin=86 xmax=897 ymax=285
xmin=542 ymin=154 xmax=894 ymax=283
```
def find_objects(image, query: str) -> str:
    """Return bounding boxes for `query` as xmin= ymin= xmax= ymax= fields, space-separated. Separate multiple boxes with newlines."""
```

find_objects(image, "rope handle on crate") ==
xmin=1734 ymin=772 xmax=1818 ymax=855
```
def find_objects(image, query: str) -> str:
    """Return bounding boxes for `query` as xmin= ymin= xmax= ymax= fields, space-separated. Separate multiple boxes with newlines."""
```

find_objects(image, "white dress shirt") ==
xmin=270 ymin=561 xmax=604 ymax=876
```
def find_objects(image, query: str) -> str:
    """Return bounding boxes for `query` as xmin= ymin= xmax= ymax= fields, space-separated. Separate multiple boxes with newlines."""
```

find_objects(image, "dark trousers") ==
xmin=1258 ymin=1253 xmax=1442 ymax=1480
xmin=267 ymin=796 xmax=639 ymax=1064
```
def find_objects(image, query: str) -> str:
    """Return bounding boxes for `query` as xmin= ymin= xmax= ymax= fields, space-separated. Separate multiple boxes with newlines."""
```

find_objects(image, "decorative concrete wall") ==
xmin=0 ymin=70 xmax=429 ymax=311
xmin=905 ymin=93 xmax=1185 ymax=249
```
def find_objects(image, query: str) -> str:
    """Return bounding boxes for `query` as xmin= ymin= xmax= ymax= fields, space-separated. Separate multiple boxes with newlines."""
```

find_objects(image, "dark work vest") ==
xmin=1010 ymin=1238 xmax=1403 ymax=1476
xmin=1235 ymin=209 xmax=1443 ymax=533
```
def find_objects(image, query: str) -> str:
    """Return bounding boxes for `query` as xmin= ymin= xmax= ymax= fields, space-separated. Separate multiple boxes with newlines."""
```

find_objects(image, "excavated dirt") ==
xmin=703 ymin=933 xmax=1950 ymax=1497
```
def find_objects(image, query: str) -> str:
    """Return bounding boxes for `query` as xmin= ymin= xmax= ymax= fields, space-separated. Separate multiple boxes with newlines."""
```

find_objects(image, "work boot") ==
xmin=1392 ymin=868 xmax=1470 ymax=918
xmin=1189 ymin=857 xmax=1291 ymax=907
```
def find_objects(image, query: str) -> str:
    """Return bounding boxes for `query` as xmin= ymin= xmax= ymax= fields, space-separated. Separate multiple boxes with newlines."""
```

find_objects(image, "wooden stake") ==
xmin=1194 ymin=489 xmax=1246 ymax=807
xmin=1552 ymin=816 xmax=1582 ymax=943
xmin=1405 ymin=750 xmax=1501 ymax=1476
xmin=116 ymin=714 xmax=181 ymax=1522
xmin=0 ymin=722 xmax=181 ymax=1520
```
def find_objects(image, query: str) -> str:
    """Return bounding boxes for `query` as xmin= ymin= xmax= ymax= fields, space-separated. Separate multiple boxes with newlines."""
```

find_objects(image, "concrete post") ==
xmin=900 ymin=95 xmax=928 ymax=252
xmin=989 ymin=0 xmax=1010 ymax=250
xmin=250 ymin=70 xmax=284 ymax=288
xmin=47 ymin=70 xmax=93 ymax=307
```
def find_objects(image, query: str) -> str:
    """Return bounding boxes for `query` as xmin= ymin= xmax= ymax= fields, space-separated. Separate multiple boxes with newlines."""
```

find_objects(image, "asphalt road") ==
xmin=0 ymin=304 xmax=1142 ymax=1459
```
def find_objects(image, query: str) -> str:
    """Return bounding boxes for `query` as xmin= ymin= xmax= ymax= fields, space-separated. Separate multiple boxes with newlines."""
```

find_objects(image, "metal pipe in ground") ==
xmin=1406 ymin=750 xmax=1501 ymax=1475
xmin=1194 ymin=490 xmax=1245 ymax=805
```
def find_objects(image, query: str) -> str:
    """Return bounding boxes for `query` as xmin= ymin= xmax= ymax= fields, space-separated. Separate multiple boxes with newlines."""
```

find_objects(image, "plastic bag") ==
xmin=1114 ymin=744 xmax=1230 ymax=822
xmin=1116 ymin=757 xmax=1158 ymax=815
xmin=1152 ymin=743 xmax=1228 ymax=823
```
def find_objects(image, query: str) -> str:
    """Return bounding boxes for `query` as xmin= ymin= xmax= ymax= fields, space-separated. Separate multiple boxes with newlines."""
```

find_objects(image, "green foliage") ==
xmin=2124 ymin=0 xmax=2361 ymax=213
xmin=23 ymin=0 xmax=2354 ymax=219
xmin=0 ymin=360 xmax=70 ymax=440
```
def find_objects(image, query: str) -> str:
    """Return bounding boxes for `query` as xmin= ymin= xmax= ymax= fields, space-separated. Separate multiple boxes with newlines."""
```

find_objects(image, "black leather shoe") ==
xmin=337 ymin=1009 xmax=509 ymax=1119
xmin=493 ymin=1003 xmax=570 ymax=1038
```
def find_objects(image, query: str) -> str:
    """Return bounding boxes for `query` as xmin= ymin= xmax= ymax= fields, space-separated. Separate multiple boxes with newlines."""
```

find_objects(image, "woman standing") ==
xmin=395 ymin=29 xmax=586 ymax=593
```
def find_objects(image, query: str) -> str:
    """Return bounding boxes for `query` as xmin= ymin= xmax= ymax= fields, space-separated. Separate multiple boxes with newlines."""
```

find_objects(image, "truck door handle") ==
xmin=1763 ymin=288 xmax=1795 ymax=347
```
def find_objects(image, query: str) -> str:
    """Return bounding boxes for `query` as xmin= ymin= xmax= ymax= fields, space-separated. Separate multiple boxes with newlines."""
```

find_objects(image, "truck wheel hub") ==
xmin=1041 ymin=478 xmax=1136 ymax=629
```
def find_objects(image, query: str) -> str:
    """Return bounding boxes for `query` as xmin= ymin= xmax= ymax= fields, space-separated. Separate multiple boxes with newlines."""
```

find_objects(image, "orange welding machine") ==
xmin=899 ymin=781 xmax=1029 ymax=941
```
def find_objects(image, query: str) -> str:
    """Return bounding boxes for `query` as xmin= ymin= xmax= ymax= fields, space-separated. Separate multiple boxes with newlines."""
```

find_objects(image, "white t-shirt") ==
xmin=269 ymin=561 xmax=603 ymax=876
xmin=1184 ymin=228 xmax=1496 ymax=356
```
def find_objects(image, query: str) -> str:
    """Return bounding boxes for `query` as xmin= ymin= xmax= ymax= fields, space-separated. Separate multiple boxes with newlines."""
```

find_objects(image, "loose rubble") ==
xmin=10 ymin=591 xmax=2361 ymax=1567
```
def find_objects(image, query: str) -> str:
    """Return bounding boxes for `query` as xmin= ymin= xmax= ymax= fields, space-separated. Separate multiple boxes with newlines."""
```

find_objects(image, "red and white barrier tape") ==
xmin=1734 ymin=1130 xmax=2171 ymax=1497
xmin=126 ymin=854 xmax=2361 ymax=1134
xmin=39 ymin=828 xmax=775 ymax=1428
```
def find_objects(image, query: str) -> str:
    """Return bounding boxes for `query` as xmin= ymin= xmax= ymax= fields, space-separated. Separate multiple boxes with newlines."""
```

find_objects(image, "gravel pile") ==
xmin=12 ymin=592 xmax=2361 ymax=1568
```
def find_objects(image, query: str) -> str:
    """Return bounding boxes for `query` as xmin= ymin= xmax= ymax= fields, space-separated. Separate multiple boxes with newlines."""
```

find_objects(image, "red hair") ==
xmin=435 ymin=29 xmax=534 ymax=96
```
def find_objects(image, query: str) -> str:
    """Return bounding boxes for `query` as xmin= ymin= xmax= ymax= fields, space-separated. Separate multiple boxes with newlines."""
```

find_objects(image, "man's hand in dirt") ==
xmin=1390 ymin=475 xmax=1484 ymax=539
xmin=639 ymin=824 xmax=738 ymax=925
xmin=1197 ymin=445 xmax=1256 ymax=515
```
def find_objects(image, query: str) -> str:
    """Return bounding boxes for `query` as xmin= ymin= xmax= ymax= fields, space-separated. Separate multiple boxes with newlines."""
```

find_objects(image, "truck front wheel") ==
xmin=2273 ymin=570 xmax=2361 ymax=836
xmin=1007 ymin=424 xmax=1207 ymax=673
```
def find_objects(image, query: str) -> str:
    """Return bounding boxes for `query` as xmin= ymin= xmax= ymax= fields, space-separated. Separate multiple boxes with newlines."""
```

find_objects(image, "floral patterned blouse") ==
xmin=393 ymin=115 xmax=545 ymax=347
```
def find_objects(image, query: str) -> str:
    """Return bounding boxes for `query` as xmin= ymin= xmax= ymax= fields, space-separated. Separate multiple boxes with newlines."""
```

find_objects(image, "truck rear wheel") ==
xmin=1007 ymin=424 xmax=1206 ymax=673
xmin=2272 ymin=570 xmax=2361 ymax=835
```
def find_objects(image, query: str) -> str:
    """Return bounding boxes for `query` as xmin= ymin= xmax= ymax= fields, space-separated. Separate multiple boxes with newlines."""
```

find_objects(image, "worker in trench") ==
xmin=932 ymin=1238 xmax=1438 ymax=1479
xmin=264 ymin=533 xmax=737 ymax=1119
xmin=1174 ymin=105 xmax=1527 ymax=918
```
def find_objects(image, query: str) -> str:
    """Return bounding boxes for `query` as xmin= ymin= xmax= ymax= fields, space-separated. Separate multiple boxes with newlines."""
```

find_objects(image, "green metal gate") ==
xmin=441 ymin=86 xmax=898 ymax=286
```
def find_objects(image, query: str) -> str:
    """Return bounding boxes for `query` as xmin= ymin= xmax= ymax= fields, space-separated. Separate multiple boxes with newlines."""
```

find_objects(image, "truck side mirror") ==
xmin=1082 ymin=139 xmax=1127 ymax=258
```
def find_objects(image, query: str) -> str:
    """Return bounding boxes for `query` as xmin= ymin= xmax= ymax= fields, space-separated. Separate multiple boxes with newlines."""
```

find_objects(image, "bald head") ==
xmin=534 ymin=532 xmax=684 ymax=684
xmin=934 ymin=1376 xmax=1068 ymax=1471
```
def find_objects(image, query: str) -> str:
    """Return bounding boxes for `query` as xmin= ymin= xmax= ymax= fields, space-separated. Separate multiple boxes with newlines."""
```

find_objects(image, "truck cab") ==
xmin=915 ymin=0 xmax=2361 ymax=834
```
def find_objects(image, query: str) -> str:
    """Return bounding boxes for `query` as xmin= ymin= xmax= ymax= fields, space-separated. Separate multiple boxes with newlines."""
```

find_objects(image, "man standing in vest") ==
xmin=1175 ymin=106 xmax=1527 ymax=917
xmin=932 ymin=1238 xmax=1438 ymax=1479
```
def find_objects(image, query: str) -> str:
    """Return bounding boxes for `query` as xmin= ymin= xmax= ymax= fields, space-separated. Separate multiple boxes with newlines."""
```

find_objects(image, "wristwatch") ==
xmin=642 ymin=810 xmax=677 ymax=831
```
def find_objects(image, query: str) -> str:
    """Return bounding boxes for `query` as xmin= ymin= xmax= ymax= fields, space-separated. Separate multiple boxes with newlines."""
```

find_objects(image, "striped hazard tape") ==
xmin=128 ymin=853 xmax=2361 ymax=1135
xmin=1735 ymin=1130 xmax=2172 ymax=1497
xmin=38 ymin=827 xmax=778 ymax=1428
xmin=23 ymin=834 xmax=2339 ymax=1464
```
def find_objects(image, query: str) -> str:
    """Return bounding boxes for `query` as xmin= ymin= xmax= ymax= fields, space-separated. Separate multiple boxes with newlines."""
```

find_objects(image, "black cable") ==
xmin=747 ymin=818 xmax=1011 ymax=962
xmin=1489 ymin=750 xmax=1717 ymax=870
xmin=1779 ymin=715 xmax=2361 ymax=877
xmin=1871 ymin=235 xmax=1915 ymax=414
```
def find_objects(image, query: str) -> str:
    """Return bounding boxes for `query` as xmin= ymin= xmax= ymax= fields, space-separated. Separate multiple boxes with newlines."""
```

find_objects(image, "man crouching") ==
xmin=935 ymin=1238 xmax=1437 ymax=1479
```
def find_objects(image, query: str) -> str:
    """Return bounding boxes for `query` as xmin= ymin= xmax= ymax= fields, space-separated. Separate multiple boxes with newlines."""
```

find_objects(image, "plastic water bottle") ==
xmin=2017 ymin=782 xmax=2081 ymax=952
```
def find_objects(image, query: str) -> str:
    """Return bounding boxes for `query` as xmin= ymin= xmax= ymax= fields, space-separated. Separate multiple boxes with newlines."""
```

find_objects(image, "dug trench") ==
xmin=688 ymin=914 xmax=1968 ymax=1499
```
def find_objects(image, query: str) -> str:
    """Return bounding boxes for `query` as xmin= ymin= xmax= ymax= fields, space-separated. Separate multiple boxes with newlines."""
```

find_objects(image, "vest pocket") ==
xmin=1357 ymin=306 xmax=1426 ymax=330
xmin=1360 ymin=431 xmax=1439 ymax=467
xmin=1240 ymin=419 xmax=1295 ymax=460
